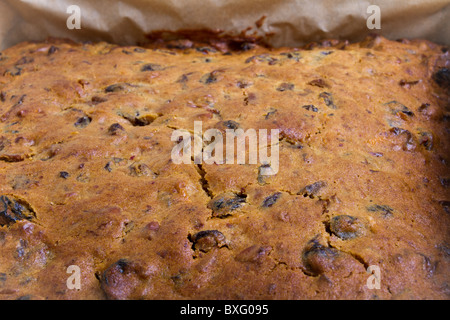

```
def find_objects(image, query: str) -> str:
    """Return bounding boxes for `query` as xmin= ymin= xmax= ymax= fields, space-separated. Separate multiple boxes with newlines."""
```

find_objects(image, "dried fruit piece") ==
xmin=107 ymin=123 xmax=125 ymax=135
xmin=119 ymin=112 xmax=158 ymax=126
xmin=280 ymin=51 xmax=301 ymax=61
xmin=105 ymin=84 xmax=126 ymax=93
xmin=0 ymin=154 xmax=25 ymax=162
xmin=319 ymin=92 xmax=337 ymax=109
xmin=399 ymin=79 xmax=419 ymax=88
xmin=100 ymin=259 xmax=149 ymax=300
xmin=433 ymin=68 xmax=450 ymax=89
xmin=276 ymin=83 xmax=294 ymax=92
xmin=369 ymin=152 xmax=383 ymax=157
xmin=385 ymin=101 xmax=414 ymax=117
xmin=129 ymin=163 xmax=153 ymax=177
xmin=4 ymin=66 xmax=22 ymax=76
xmin=199 ymin=70 xmax=222 ymax=84
xmin=176 ymin=74 xmax=189 ymax=84
xmin=439 ymin=200 xmax=449 ymax=214
xmin=302 ymin=239 xmax=339 ymax=276
xmin=264 ymin=108 xmax=277 ymax=120
xmin=59 ymin=171 xmax=69 ymax=179
xmin=217 ymin=120 xmax=240 ymax=130
xmin=329 ymin=215 xmax=365 ymax=240
xmin=298 ymin=181 xmax=327 ymax=198
xmin=389 ymin=127 xmax=416 ymax=151
xmin=190 ymin=230 xmax=227 ymax=252
xmin=308 ymin=79 xmax=329 ymax=88
xmin=367 ymin=204 xmax=394 ymax=218
xmin=15 ymin=56 xmax=34 ymax=65
xmin=90 ymin=96 xmax=108 ymax=105
xmin=170 ymin=270 xmax=193 ymax=290
xmin=245 ymin=54 xmax=267 ymax=63
xmin=302 ymin=105 xmax=318 ymax=112
xmin=195 ymin=46 xmax=216 ymax=53
xmin=418 ymin=103 xmax=430 ymax=113
xmin=0 ymin=195 xmax=36 ymax=226
xmin=141 ymin=63 xmax=164 ymax=72
xmin=47 ymin=46 xmax=59 ymax=55
xmin=208 ymin=192 xmax=246 ymax=217
xmin=262 ymin=192 xmax=282 ymax=208
xmin=74 ymin=116 xmax=92 ymax=128
xmin=235 ymin=42 xmax=254 ymax=51
xmin=104 ymin=162 xmax=113 ymax=172
xmin=418 ymin=130 xmax=433 ymax=150
xmin=236 ymin=80 xmax=252 ymax=88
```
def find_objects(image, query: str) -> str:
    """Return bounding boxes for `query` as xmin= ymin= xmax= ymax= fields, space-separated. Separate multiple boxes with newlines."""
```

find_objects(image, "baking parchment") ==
xmin=1 ymin=0 xmax=449 ymax=51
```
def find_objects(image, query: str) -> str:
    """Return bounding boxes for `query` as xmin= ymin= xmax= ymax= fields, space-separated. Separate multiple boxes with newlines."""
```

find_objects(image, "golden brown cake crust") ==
xmin=0 ymin=35 xmax=449 ymax=300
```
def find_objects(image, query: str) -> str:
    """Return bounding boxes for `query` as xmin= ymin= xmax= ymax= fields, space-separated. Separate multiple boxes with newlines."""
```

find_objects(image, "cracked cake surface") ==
xmin=0 ymin=35 xmax=449 ymax=299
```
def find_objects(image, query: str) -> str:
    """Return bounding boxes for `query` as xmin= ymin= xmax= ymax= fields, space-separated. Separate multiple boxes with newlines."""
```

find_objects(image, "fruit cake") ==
xmin=0 ymin=34 xmax=449 ymax=299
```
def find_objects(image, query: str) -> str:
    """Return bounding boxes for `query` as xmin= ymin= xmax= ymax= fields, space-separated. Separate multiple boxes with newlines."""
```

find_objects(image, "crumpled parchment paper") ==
xmin=1 ymin=0 xmax=449 ymax=50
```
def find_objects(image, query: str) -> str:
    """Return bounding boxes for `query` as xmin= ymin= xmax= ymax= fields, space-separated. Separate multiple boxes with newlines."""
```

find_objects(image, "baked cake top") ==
xmin=0 ymin=35 xmax=449 ymax=299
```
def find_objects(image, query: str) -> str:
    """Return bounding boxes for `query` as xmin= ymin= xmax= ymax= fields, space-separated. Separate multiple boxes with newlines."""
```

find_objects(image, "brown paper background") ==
xmin=1 ymin=0 xmax=449 ymax=51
